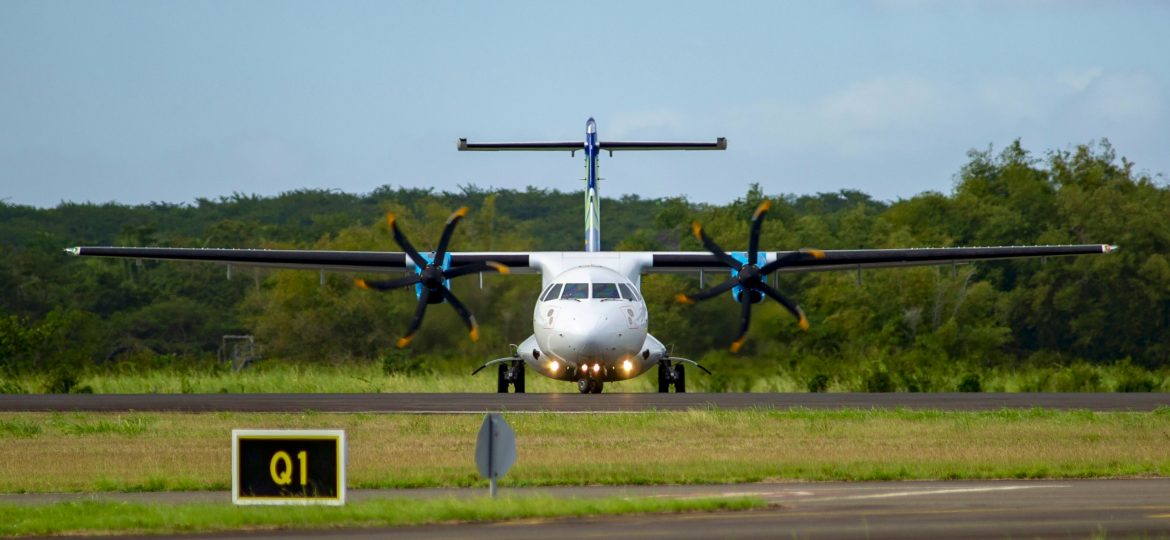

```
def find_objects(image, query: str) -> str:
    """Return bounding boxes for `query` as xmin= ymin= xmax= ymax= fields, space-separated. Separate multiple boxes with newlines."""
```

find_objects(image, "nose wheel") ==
xmin=577 ymin=378 xmax=604 ymax=394
xmin=496 ymin=362 xmax=525 ymax=393
xmin=657 ymin=361 xmax=686 ymax=393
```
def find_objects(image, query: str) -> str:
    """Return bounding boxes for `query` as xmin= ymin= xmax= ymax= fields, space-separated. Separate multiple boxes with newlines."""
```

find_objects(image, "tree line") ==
xmin=1 ymin=140 xmax=1167 ymax=379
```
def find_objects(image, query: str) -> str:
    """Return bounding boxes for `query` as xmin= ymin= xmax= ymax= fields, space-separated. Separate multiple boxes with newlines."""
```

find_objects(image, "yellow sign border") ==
xmin=231 ymin=429 xmax=346 ymax=506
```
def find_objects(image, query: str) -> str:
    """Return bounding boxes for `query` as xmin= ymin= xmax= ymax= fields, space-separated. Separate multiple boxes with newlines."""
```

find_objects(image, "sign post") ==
xmin=232 ymin=429 xmax=346 ymax=506
xmin=474 ymin=413 xmax=516 ymax=498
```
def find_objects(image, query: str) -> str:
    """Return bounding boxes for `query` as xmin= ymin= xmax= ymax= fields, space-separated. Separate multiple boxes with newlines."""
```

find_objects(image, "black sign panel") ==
xmin=232 ymin=430 xmax=346 ymax=505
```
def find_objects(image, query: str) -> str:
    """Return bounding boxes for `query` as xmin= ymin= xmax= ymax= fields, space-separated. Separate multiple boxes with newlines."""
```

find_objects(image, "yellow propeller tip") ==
xmin=690 ymin=221 xmax=702 ymax=241
xmin=730 ymin=337 xmax=746 ymax=353
xmin=469 ymin=326 xmax=480 ymax=342
xmin=487 ymin=261 xmax=510 ymax=275
xmin=753 ymin=200 xmax=772 ymax=219
xmin=798 ymin=316 xmax=810 ymax=331
xmin=675 ymin=293 xmax=695 ymax=305
xmin=396 ymin=335 xmax=414 ymax=349
xmin=386 ymin=212 xmax=396 ymax=227
xmin=453 ymin=206 xmax=470 ymax=219
xmin=355 ymin=279 xmax=370 ymax=290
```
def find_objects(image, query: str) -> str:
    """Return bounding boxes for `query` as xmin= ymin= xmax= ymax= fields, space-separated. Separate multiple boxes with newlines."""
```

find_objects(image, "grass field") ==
xmin=3 ymin=357 xmax=1168 ymax=394
xmin=0 ymin=496 xmax=766 ymax=536
xmin=1 ymin=408 xmax=1168 ymax=493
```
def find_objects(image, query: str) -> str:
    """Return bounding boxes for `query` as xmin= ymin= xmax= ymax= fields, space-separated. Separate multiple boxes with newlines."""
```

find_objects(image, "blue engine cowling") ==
xmin=730 ymin=251 xmax=766 ymax=304
xmin=414 ymin=252 xmax=451 ymax=303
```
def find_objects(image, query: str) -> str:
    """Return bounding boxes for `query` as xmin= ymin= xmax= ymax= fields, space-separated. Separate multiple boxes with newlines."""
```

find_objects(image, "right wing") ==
xmin=64 ymin=247 xmax=537 ymax=275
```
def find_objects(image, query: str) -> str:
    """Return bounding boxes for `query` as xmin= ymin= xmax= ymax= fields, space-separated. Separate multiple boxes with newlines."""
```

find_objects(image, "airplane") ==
xmin=66 ymin=118 xmax=1116 ymax=394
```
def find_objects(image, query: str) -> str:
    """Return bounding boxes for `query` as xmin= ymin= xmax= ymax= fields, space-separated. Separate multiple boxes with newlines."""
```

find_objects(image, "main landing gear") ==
xmin=496 ymin=361 xmax=525 ymax=393
xmin=577 ymin=378 xmax=604 ymax=394
xmin=658 ymin=360 xmax=686 ymax=393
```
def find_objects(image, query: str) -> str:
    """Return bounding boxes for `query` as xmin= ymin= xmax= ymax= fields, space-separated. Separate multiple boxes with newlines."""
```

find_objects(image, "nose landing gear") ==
xmin=577 ymin=377 xmax=604 ymax=394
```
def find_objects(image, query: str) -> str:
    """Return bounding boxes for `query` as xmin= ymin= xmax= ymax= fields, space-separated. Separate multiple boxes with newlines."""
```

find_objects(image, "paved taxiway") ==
xmin=23 ymin=479 xmax=1170 ymax=539
xmin=3 ymin=392 xmax=1170 ymax=412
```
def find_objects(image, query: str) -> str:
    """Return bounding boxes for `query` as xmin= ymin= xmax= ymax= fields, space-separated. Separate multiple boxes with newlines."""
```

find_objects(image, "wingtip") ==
xmin=1104 ymin=244 xmax=1118 ymax=253
xmin=64 ymin=247 xmax=81 ymax=256
xmin=802 ymin=248 xmax=826 ymax=260
xmin=675 ymin=293 xmax=695 ymax=305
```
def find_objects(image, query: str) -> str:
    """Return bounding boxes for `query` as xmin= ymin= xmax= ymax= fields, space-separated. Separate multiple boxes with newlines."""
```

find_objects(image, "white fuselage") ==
xmin=519 ymin=265 xmax=665 ymax=382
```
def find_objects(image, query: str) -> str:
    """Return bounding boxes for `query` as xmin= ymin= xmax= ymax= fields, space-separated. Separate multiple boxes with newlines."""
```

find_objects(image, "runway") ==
xmin=1 ymin=392 xmax=1169 ymax=412
xmin=27 ymin=479 xmax=1170 ymax=539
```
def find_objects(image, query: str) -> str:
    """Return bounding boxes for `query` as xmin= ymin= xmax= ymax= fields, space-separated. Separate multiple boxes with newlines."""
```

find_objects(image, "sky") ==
xmin=1 ymin=1 xmax=1167 ymax=208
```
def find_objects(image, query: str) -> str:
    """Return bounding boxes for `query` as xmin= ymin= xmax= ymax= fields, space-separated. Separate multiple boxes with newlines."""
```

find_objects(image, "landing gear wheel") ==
xmin=591 ymin=380 xmax=604 ymax=394
xmin=673 ymin=364 xmax=686 ymax=393
xmin=497 ymin=364 xmax=508 ymax=393
xmin=657 ymin=363 xmax=670 ymax=393
xmin=497 ymin=362 xmax=526 ymax=393
xmin=577 ymin=378 xmax=593 ymax=394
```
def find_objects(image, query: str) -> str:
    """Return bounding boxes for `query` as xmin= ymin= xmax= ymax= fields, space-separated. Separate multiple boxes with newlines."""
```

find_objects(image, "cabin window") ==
xmin=542 ymin=283 xmax=563 ymax=302
xmin=561 ymin=283 xmax=589 ymax=300
xmin=618 ymin=283 xmax=640 ymax=301
xmin=593 ymin=283 xmax=620 ymax=299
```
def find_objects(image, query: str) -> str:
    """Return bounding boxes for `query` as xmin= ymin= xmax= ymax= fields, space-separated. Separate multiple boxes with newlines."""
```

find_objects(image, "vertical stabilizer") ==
xmin=584 ymin=118 xmax=601 ymax=252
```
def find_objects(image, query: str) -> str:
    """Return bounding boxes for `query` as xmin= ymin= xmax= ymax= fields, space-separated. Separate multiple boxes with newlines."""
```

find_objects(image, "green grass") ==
xmin=1 ymin=409 xmax=1169 ymax=493
xmin=0 ymin=495 xmax=766 ymax=536
xmin=3 ymin=355 xmax=1167 ymax=394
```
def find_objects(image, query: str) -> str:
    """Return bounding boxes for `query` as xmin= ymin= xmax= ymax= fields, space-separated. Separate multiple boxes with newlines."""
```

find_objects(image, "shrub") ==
xmin=806 ymin=373 xmax=830 ymax=393
xmin=957 ymin=373 xmax=982 ymax=392
xmin=863 ymin=370 xmax=896 ymax=392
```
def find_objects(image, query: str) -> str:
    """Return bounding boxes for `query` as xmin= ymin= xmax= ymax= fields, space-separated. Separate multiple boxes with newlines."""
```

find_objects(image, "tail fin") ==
xmin=458 ymin=118 xmax=725 ymax=252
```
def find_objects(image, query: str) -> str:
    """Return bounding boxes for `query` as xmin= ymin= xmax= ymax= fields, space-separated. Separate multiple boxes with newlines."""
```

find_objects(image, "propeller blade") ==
xmin=729 ymin=289 xmax=753 ymax=353
xmin=443 ymin=260 xmax=511 ymax=279
xmin=437 ymin=285 xmax=480 ymax=341
xmin=759 ymin=248 xmax=826 ymax=275
xmin=388 ymin=212 xmax=429 ymax=269
xmin=433 ymin=206 xmax=469 ymax=261
xmin=757 ymin=282 xmax=810 ymax=331
xmin=355 ymin=274 xmax=421 ymax=291
xmin=396 ymin=287 xmax=432 ymax=348
xmin=692 ymin=221 xmax=744 ymax=270
xmin=675 ymin=277 xmax=739 ymax=304
xmin=748 ymin=200 xmax=771 ymax=263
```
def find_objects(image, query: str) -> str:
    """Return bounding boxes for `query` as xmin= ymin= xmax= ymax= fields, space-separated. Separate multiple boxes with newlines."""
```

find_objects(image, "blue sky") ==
xmin=1 ymin=1 xmax=1167 ymax=208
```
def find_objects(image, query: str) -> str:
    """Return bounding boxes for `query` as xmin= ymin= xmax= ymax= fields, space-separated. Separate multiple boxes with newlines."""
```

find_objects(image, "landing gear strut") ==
xmin=657 ymin=360 xmax=686 ymax=393
xmin=496 ymin=361 xmax=525 ymax=393
xmin=577 ymin=377 xmax=604 ymax=394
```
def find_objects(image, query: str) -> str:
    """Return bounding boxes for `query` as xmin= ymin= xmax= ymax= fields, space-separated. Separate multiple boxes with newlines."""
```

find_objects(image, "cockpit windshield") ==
xmin=561 ymin=283 xmax=589 ymax=300
xmin=593 ymin=283 xmax=620 ymax=299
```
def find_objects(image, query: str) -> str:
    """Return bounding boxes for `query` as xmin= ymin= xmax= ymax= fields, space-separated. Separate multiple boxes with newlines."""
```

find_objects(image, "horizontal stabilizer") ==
xmin=600 ymin=139 xmax=727 ymax=151
xmin=458 ymin=139 xmax=582 ymax=151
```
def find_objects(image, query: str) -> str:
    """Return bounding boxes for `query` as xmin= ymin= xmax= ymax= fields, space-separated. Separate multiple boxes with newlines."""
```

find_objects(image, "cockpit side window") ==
xmin=618 ymin=283 xmax=640 ymax=301
xmin=542 ymin=283 xmax=563 ymax=302
xmin=562 ymin=283 xmax=589 ymax=300
xmin=593 ymin=283 xmax=620 ymax=299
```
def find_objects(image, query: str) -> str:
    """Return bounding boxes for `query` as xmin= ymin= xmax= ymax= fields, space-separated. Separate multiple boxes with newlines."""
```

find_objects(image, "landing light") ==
xmin=592 ymin=363 xmax=601 ymax=373
xmin=621 ymin=360 xmax=633 ymax=372
xmin=548 ymin=360 xmax=559 ymax=372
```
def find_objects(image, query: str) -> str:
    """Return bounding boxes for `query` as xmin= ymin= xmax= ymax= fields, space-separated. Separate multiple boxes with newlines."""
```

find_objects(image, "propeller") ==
xmin=356 ymin=207 xmax=509 ymax=348
xmin=675 ymin=200 xmax=825 ymax=353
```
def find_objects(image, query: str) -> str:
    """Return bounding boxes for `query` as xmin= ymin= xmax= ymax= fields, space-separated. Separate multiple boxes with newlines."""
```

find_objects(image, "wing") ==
xmin=64 ymin=247 xmax=537 ymax=274
xmin=457 ymin=139 xmax=583 ymax=152
xmin=644 ymin=244 xmax=1116 ymax=274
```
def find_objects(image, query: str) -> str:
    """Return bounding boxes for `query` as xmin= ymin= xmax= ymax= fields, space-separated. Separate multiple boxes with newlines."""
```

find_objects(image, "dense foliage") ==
xmin=1 ymin=140 xmax=1167 ymax=389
